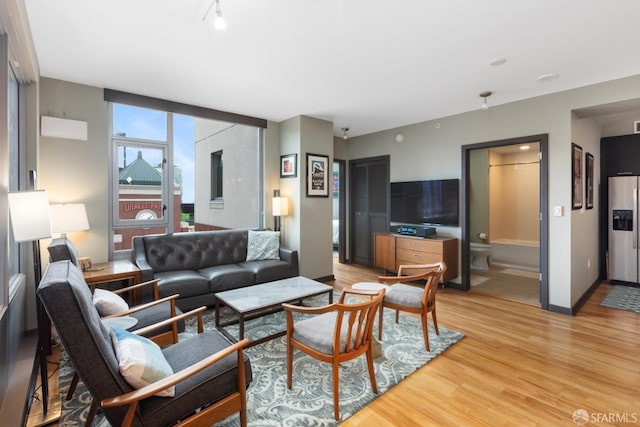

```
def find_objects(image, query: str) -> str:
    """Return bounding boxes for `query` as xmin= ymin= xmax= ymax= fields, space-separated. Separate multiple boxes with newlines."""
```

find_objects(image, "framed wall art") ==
xmin=280 ymin=153 xmax=297 ymax=178
xmin=306 ymin=153 xmax=329 ymax=197
xmin=572 ymin=143 xmax=583 ymax=210
xmin=585 ymin=152 xmax=594 ymax=210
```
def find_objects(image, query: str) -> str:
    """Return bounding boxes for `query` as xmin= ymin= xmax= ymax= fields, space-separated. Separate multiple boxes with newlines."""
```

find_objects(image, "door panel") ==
xmin=350 ymin=157 xmax=390 ymax=267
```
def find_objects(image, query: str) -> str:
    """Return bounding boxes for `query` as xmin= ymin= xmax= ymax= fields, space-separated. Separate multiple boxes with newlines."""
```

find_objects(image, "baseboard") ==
xmin=548 ymin=304 xmax=573 ymax=315
xmin=315 ymin=275 xmax=335 ymax=283
xmin=571 ymin=278 xmax=602 ymax=315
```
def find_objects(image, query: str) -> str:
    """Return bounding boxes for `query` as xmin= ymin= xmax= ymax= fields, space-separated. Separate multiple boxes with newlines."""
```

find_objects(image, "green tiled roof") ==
xmin=119 ymin=151 xmax=162 ymax=185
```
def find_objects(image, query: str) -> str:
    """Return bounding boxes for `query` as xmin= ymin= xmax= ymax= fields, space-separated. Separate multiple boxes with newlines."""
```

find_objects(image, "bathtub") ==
xmin=490 ymin=239 xmax=539 ymax=272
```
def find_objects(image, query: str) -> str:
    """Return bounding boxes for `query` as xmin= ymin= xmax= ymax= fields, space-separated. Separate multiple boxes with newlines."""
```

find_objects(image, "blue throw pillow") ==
xmin=110 ymin=327 xmax=175 ymax=397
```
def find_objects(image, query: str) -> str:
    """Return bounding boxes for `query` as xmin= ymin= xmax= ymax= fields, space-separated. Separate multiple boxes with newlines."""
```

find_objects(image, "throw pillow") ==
xmin=93 ymin=288 xmax=129 ymax=316
xmin=246 ymin=230 xmax=281 ymax=261
xmin=110 ymin=327 xmax=175 ymax=397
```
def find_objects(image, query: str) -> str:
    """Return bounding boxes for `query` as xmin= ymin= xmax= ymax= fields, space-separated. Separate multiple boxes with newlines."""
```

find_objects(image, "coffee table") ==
xmin=214 ymin=276 xmax=334 ymax=347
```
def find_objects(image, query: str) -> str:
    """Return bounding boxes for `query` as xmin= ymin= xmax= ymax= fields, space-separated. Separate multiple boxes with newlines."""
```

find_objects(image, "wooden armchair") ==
xmin=38 ymin=260 xmax=252 ymax=427
xmin=377 ymin=262 xmax=446 ymax=351
xmin=282 ymin=288 xmax=385 ymax=420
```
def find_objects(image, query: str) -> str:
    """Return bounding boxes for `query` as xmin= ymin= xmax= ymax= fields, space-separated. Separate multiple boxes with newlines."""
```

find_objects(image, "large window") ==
xmin=109 ymin=99 xmax=264 ymax=257
xmin=7 ymin=63 xmax=21 ymax=300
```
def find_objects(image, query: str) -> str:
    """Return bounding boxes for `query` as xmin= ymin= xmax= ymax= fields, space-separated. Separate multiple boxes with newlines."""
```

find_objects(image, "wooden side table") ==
xmin=82 ymin=260 xmax=142 ymax=304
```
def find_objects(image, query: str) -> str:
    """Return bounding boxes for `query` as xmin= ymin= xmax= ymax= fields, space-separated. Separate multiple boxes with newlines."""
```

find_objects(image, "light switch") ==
xmin=553 ymin=206 xmax=564 ymax=217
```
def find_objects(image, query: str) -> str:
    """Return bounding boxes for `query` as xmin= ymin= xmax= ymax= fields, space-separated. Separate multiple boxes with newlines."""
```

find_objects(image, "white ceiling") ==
xmin=23 ymin=0 xmax=640 ymax=138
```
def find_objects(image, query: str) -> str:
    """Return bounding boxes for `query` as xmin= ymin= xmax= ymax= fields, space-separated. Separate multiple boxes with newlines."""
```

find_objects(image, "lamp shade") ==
xmin=8 ymin=190 xmax=53 ymax=242
xmin=50 ymin=203 xmax=90 ymax=235
xmin=272 ymin=197 xmax=289 ymax=216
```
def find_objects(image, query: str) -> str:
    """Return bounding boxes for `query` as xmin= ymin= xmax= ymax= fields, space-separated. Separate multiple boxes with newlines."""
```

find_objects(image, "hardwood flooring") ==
xmin=29 ymin=261 xmax=640 ymax=426
xmin=333 ymin=262 xmax=640 ymax=426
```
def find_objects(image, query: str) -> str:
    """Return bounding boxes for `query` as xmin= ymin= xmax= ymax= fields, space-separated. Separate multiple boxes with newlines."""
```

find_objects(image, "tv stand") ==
xmin=374 ymin=233 xmax=458 ymax=282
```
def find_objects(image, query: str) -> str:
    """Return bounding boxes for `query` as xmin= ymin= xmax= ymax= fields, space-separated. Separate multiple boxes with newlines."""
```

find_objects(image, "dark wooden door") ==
xmin=350 ymin=156 xmax=390 ymax=267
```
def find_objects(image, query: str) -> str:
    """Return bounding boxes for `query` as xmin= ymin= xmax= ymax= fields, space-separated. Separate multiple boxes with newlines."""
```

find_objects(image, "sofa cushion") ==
xmin=154 ymin=270 xmax=210 ymax=299
xmin=199 ymin=264 xmax=255 ymax=293
xmin=240 ymin=260 xmax=294 ymax=284
xmin=246 ymin=230 xmax=280 ymax=261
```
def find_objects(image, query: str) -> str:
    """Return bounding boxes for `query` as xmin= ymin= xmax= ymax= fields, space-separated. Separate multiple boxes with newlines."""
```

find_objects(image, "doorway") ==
xmin=462 ymin=135 xmax=549 ymax=309
xmin=333 ymin=159 xmax=346 ymax=263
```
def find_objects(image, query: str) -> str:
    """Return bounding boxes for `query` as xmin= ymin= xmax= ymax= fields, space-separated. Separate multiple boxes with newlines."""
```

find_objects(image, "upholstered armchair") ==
xmin=283 ymin=288 xmax=385 ymax=420
xmin=38 ymin=260 xmax=252 ymax=427
xmin=377 ymin=261 xmax=446 ymax=351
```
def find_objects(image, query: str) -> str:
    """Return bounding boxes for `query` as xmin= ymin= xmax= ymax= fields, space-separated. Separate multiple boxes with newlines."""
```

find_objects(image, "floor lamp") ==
xmin=8 ymin=190 xmax=52 ymax=414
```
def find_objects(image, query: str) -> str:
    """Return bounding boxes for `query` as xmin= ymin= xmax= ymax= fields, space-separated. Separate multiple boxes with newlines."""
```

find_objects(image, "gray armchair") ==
xmin=38 ymin=260 xmax=252 ymax=427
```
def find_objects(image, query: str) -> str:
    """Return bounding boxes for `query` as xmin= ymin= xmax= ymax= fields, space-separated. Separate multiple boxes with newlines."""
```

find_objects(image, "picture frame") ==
xmin=306 ymin=153 xmax=329 ymax=197
xmin=572 ymin=143 xmax=583 ymax=210
xmin=585 ymin=152 xmax=594 ymax=210
xmin=280 ymin=153 xmax=297 ymax=178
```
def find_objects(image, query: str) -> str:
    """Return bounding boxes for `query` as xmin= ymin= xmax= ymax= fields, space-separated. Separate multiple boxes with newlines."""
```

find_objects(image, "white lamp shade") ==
xmin=8 ymin=190 xmax=53 ymax=242
xmin=272 ymin=197 xmax=289 ymax=216
xmin=50 ymin=203 xmax=90 ymax=234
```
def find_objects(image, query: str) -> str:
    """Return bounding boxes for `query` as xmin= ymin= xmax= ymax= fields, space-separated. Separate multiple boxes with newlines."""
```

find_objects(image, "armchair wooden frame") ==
xmin=283 ymin=288 xmax=385 ymax=420
xmin=377 ymin=262 xmax=446 ymax=351
xmin=67 ymin=279 xmax=183 ymax=425
xmin=101 ymin=307 xmax=250 ymax=427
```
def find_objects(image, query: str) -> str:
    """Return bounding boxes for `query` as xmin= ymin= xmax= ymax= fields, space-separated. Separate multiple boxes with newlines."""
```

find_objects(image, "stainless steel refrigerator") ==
xmin=608 ymin=175 xmax=640 ymax=285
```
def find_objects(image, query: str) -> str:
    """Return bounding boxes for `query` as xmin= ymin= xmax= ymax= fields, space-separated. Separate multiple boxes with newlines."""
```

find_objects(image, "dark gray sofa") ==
xmin=133 ymin=229 xmax=299 ymax=311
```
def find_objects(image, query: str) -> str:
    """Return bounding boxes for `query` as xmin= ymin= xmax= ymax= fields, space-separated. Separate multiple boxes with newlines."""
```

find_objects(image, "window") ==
xmin=211 ymin=150 xmax=223 ymax=200
xmin=7 ymin=62 xmax=21 ymax=300
xmin=109 ymin=97 xmax=264 ymax=258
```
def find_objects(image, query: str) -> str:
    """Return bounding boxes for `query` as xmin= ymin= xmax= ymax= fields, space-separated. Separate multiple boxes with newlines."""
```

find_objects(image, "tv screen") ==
xmin=390 ymin=179 xmax=459 ymax=226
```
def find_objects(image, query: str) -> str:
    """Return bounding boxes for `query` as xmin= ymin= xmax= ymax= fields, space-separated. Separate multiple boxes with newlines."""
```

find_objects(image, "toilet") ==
xmin=470 ymin=242 xmax=491 ymax=270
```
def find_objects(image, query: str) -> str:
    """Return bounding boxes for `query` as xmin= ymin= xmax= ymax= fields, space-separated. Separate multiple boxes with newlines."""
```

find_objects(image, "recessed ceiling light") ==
xmin=490 ymin=58 xmax=506 ymax=66
xmin=537 ymin=73 xmax=558 ymax=82
xmin=520 ymin=145 xmax=530 ymax=151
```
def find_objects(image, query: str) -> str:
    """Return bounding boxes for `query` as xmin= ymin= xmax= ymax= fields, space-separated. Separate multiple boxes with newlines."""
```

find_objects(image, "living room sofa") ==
xmin=133 ymin=229 xmax=299 ymax=311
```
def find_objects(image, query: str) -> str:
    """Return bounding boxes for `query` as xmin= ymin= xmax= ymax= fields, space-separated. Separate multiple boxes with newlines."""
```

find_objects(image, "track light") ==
xmin=479 ymin=91 xmax=492 ymax=110
xmin=341 ymin=127 xmax=349 ymax=140
xmin=203 ymin=0 xmax=226 ymax=30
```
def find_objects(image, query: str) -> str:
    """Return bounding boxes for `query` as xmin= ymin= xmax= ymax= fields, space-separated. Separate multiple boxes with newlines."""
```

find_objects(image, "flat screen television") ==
xmin=390 ymin=179 xmax=459 ymax=226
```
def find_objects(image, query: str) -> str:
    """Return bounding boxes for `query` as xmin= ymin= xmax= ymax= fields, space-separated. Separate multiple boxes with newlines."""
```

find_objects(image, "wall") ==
xmin=278 ymin=116 xmax=334 ymax=280
xmin=194 ymin=120 xmax=261 ymax=229
xmin=39 ymin=78 xmax=110 ymax=265
xmin=570 ymin=114 xmax=601 ymax=302
xmin=469 ymin=149 xmax=489 ymax=243
xmin=489 ymin=150 xmax=539 ymax=242
xmin=343 ymin=75 xmax=640 ymax=309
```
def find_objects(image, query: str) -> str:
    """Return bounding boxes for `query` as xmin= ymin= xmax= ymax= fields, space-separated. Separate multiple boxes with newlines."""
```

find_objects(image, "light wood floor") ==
xmin=30 ymin=262 xmax=640 ymax=426
xmin=334 ymin=262 xmax=640 ymax=426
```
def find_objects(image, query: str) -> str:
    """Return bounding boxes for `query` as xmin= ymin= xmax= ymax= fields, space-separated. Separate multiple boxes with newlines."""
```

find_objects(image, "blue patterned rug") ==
xmin=58 ymin=294 xmax=464 ymax=426
xmin=601 ymin=285 xmax=640 ymax=313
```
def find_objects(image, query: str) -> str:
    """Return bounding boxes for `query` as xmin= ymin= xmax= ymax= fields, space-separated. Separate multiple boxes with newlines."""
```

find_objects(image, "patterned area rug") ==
xmin=58 ymin=293 xmax=464 ymax=426
xmin=600 ymin=285 xmax=640 ymax=313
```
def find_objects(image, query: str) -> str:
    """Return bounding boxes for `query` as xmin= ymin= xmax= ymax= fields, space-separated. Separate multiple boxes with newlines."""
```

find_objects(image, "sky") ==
xmin=113 ymin=104 xmax=196 ymax=203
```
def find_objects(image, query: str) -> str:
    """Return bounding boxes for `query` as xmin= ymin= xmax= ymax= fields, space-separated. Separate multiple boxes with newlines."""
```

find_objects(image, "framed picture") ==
xmin=280 ymin=153 xmax=297 ymax=178
xmin=585 ymin=152 xmax=594 ymax=210
xmin=572 ymin=143 xmax=583 ymax=210
xmin=306 ymin=153 xmax=329 ymax=197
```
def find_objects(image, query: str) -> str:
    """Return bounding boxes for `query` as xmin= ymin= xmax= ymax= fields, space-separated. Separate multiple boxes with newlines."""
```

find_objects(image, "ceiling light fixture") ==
xmin=479 ymin=91 xmax=492 ymax=110
xmin=341 ymin=127 xmax=349 ymax=140
xmin=203 ymin=0 xmax=226 ymax=30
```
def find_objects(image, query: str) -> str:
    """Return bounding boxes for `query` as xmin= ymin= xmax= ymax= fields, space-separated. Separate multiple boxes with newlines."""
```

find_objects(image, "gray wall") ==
xmin=340 ymin=74 xmax=640 ymax=310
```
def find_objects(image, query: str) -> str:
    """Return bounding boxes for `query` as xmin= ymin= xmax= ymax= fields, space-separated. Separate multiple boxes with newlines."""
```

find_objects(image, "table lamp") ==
xmin=8 ymin=190 xmax=52 ymax=414
xmin=49 ymin=203 xmax=90 ymax=238
xmin=272 ymin=189 xmax=289 ymax=232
